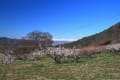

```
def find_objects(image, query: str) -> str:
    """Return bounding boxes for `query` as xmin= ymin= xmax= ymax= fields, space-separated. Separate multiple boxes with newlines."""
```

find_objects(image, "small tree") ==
xmin=46 ymin=47 xmax=64 ymax=64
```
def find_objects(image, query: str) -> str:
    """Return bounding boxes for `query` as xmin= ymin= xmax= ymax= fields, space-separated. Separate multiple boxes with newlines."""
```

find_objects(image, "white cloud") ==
xmin=53 ymin=38 xmax=78 ymax=41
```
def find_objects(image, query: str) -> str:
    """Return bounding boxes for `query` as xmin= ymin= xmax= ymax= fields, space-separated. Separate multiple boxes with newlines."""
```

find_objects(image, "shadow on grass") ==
xmin=60 ymin=56 xmax=93 ymax=64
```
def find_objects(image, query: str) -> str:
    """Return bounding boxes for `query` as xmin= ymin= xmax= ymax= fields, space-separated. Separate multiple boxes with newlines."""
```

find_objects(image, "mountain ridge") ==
xmin=61 ymin=22 xmax=120 ymax=48
xmin=0 ymin=37 xmax=70 ymax=46
xmin=0 ymin=37 xmax=19 ymax=45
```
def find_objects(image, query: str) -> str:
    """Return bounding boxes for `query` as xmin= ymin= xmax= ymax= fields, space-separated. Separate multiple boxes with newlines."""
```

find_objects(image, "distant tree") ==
xmin=24 ymin=31 xmax=53 ymax=49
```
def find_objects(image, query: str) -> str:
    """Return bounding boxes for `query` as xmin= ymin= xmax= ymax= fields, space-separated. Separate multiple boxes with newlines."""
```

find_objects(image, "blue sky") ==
xmin=0 ymin=0 xmax=120 ymax=41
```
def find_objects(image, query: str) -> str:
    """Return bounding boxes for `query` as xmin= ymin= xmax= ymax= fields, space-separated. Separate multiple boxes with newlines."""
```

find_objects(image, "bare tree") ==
xmin=24 ymin=31 xmax=53 ymax=49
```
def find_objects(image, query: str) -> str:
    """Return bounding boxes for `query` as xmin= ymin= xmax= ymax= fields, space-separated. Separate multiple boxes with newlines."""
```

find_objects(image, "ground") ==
xmin=0 ymin=53 xmax=120 ymax=80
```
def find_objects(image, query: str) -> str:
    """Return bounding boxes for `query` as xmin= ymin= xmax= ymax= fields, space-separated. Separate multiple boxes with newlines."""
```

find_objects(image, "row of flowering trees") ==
xmin=1 ymin=44 xmax=120 ymax=64
xmin=45 ymin=46 xmax=100 ymax=63
xmin=45 ymin=44 xmax=120 ymax=63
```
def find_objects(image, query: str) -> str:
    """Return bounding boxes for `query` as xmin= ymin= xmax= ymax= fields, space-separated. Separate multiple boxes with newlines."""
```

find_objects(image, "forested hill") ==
xmin=62 ymin=22 xmax=120 ymax=48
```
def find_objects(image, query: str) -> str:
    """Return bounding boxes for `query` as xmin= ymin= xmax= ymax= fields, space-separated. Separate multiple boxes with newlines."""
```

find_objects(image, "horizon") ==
xmin=0 ymin=0 xmax=120 ymax=41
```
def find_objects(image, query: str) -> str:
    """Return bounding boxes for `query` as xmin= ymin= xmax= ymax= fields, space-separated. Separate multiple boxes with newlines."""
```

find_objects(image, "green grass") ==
xmin=0 ymin=53 xmax=120 ymax=80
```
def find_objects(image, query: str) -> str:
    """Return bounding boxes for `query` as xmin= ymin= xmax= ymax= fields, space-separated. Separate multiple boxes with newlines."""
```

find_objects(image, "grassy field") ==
xmin=0 ymin=53 xmax=120 ymax=80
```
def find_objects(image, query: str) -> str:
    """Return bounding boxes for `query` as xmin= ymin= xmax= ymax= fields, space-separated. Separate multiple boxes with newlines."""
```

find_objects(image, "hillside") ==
xmin=62 ymin=22 xmax=120 ymax=48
